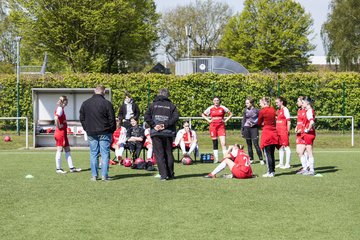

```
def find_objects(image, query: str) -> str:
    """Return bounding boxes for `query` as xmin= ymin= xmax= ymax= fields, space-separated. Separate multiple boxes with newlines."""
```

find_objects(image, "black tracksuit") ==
xmin=144 ymin=95 xmax=179 ymax=179
xmin=79 ymin=94 xmax=116 ymax=136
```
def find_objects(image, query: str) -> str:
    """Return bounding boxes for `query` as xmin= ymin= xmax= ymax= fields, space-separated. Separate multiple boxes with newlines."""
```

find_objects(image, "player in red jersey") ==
xmin=295 ymin=96 xmax=309 ymax=172
xmin=204 ymin=144 xmax=253 ymax=179
xmin=258 ymin=97 xmax=279 ymax=178
xmin=202 ymin=96 xmax=233 ymax=163
xmin=54 ymin=96 xmax=81 ymax=174
xmin=111 ymin=119 xmax=127 ymax=165
xmin=275 ymin=97 xmax=291 ymax=169
xmin=296 ymin=96 xmax=316 ymax=176
xmin=173 ymin=121 xmax=199 ymax=158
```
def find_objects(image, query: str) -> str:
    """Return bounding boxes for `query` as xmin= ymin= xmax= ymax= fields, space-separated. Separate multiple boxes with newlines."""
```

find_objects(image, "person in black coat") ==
xmin=144 ymin=89 xmax=179 ymax=181
xmin=118 ymin=92 xmax=140 ymax=130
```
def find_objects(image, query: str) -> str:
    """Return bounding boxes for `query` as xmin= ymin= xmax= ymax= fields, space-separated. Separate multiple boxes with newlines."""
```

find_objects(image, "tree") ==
xmin=321 ymin=0 xmax=360 ymax=71
xmin=159 ymin=0 xmax=232 ymax=61
xmin=8 ymin=0 xmax=159 ymax=73
xmin=219 ymin=0 xmax=315 ymax=72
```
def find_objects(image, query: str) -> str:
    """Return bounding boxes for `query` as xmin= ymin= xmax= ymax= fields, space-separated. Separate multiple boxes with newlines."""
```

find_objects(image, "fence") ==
xmin=179 ymin=116 xmax=355 ymax=147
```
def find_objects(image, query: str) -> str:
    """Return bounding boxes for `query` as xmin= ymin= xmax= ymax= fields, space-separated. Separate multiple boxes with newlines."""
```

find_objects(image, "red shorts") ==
xmin=231 ymin=164 xmax=253 ymax=179
xmin=304 ymin=133 xmax=316 ymax=145
xmin=296 ymin=134 xmax=306 ymax=145
xmin=278 ymin=132 xmax=289 ymax=146
xmin=296 ymin=133 xmax=315 ymax=145
xmin=209 ymin=123 xmax=226 ymax=138
xmin=54 ymin=130 xmax=69 ymax=147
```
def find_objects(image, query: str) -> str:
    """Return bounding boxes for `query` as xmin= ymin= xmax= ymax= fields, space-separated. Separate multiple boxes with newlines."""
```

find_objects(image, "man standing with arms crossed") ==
xmin=144 ymin=89 xmax=179 ymax=181
xmin=80 ymin=85 xmax=116 ymax=181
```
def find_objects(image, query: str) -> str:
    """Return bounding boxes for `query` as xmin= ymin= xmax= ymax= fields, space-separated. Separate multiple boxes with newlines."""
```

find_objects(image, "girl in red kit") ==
xmin=54 ymin=96 xmax=81 ymax=174
xmin=295 ymin=96 xmax=309 ymax=172
xmin=204 ymin=144 xmax=253 ymax=179
xmin=202 ymin=96 xmax=233 ymax=163
xmin=296 ymin=97 xmax=316 ymax=176
xmin=275 ymin=97 xmax=291 ymax=169
xmin=258 ymin=97 xmax=278 ymax=177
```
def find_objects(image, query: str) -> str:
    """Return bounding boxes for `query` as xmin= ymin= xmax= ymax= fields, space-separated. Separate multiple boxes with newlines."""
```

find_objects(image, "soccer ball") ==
xmin=182 ymin=157 xmax=192 ymax=165
xmin=134 ymin=158 xmax=144 ymax=165
xmin=123 ymin=158 xmax=132 ymax=167
xmin=4 ymin=135 xmax=11 ymax=142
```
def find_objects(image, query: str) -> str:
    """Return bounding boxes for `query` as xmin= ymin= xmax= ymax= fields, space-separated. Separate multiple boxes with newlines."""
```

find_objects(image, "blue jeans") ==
xmin=88 ymin=133 xmax=112 ymax=178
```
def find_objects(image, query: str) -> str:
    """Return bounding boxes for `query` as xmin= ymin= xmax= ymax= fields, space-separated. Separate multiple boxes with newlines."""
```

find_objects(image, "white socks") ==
xmin=213 ymin=150 xmax=219 ymax=163
xmin=300 ymin=155 xmax=307 ymax=169
xmin=211 ymin=161 xmax=226 ymax=176
xmin=147 ymin=148 xmax=153 ymax=159
xmin=279 ymin=147 xmax=285 ymax=165
xmin=55 ymin=150 xmax=62 ymax=169
xmin=308 ymin=157 xmax=314 ymax=172
xmin=65 ymin=151 xmax=74 ymax=169
xmin=222 ymin=146 xmax=227 ymax=157
xmin=115 ymin=147 xmax=124 ymax=158
xmin=188 ymin=143 xmax=197 ymax=155
xmin=285 ymin=146 xmax=291 ymax=166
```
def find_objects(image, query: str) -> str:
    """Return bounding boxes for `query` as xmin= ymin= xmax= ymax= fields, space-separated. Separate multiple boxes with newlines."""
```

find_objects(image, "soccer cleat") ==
xmin=69 ymin=167 xmax=82 ymax=173
xmin=296 ymin=169 xmax=308 ymax=175
xmin=303 ymin=171 xmax=315 ymax=176
xmin=56 ymin=169 xmax=67 ymax=174
xmin=280 ymin=164 xmax=291 ymax=169
xmin=109 ymin=159 xmax=118 ymax=165
xmin=250 ymin=160 xmax=254 ymax=164
xmin=221 ymin=174 xmax=233 ymax=179
xmin=204 ymin=173 xmax=216 ymax=178
xmin=262 ymin=172 xmax=275 ymax=178
xmin=260 ymin=160 xmax=265 ymax=165
xmin=90 ymin=176 xmax=97 ymax=182
xmin=275 ymin=164 xmax=284 ymax=168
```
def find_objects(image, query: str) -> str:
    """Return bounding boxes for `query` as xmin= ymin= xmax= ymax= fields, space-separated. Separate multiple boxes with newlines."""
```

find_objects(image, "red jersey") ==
xmin=54 ymin=107 xmax=67 ymax=131
xmin=296 ymin=108 xmax=306 ymax=132
xmin=258 ymin=106 xmax=279 ymax=149
xmin=229 ymin=149 xmax=253 ymax=179
xmin=276 ymin=107 xmax=290 ymax=129
xmin=203 ymin=105 xmax=230 ymax=124
xmin=304 ymin=108 xmax=316 ymax=134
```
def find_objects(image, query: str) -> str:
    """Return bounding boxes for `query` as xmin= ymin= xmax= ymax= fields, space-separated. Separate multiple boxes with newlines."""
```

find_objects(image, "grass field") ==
xmin=0 ymin=132 xmax=359 ymax=240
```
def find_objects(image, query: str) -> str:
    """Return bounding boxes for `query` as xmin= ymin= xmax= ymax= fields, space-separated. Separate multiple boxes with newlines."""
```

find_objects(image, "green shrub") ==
xmin=0 ymin=72 xmax=359 ymax=130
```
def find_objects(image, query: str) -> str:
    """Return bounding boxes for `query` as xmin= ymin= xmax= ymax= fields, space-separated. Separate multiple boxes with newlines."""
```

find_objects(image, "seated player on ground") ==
xmin=110 ymin=119 xmax=127 ymax=165
xmin=204 ymin=144 xmax=253 ymax=179
xmin=173 ymin=121 xmax=199 ymax=159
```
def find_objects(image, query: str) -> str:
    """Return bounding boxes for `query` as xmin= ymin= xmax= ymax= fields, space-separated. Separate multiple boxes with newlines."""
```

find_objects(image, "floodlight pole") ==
xmin=15 ymin=36 xmax=22 ymax=135
xmin=185 ymin=24 xmax=192 ymax=59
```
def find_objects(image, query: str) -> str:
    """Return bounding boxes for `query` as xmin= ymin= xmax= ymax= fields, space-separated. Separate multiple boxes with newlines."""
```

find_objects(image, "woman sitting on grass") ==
xmin=204 ymin=144 xmax=253 ymax=179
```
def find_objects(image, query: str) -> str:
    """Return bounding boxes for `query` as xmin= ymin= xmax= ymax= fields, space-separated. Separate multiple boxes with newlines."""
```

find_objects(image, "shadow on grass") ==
xmin=275 ymin=165 xmax=339 ymax=176
xmin=175 ymin=173 xmax=210 ymax=179
xmin=111 ymin=172 xmax=154 ymax=180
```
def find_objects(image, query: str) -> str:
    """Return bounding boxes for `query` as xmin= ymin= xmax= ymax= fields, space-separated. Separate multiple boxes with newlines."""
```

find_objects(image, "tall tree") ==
xmin=8 ymin=0 xmax=159 ymax=73
xmin=219 ymin=0 xmax=315 ymax=72
xmin=159 ymin=0 xmax=232 ymax=61
xmin=321 ymin=0 xmax=360 ymax=71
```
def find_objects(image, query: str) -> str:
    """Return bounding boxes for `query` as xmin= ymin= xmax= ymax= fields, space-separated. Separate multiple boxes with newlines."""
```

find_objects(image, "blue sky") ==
xmin=154 ymin=0 xmax=332 ymax=56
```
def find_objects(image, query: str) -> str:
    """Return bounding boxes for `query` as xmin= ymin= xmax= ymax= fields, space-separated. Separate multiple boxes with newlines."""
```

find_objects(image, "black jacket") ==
xmin=118 ymin=100 xmax=140 ymax=121
xmin=79 ymin=94 xmax=116 ymax=136
xmin=144 ymin=95 xmax=179 ymax=138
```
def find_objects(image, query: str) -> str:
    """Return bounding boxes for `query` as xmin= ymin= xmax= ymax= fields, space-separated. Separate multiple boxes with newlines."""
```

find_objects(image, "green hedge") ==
xmin=0 ymin=72 xmax=359 ymax=131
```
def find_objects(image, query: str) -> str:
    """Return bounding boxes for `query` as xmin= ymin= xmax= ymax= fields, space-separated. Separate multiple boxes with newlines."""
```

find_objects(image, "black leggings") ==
xmin=264 ymin=145 xmax=276 ymax=173
xmin=243 ymin=127 xmax=263 ymax=160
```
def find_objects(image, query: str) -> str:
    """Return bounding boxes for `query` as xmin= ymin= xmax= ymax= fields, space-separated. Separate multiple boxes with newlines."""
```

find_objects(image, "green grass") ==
xmin=0 ymin=133 xmax=359 ymax=239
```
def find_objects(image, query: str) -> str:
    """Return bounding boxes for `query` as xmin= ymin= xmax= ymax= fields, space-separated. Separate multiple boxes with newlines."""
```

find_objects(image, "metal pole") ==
xmin=342 ymin=81 xmax=346 ymax=133
xmin=15 ymin=36 xmax=21 ymax=135
xmin=25 ymin=117 xmax=29 ymax=149
xmin=351 ymin=116 xmax=354 ymax=147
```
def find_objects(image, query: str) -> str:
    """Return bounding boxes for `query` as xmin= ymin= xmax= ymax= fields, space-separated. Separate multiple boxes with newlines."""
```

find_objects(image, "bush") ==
xmin=0 ymin=72 xmax=359 ymax=130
